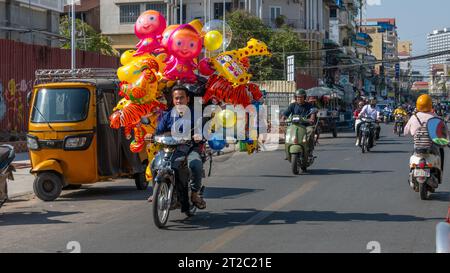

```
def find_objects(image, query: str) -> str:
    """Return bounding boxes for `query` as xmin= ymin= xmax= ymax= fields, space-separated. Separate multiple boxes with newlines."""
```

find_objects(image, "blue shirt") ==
xmin=283 ymin=102 xmax=313 ymax=118
xmin=156 ymin=107 xmax=201 ymax=136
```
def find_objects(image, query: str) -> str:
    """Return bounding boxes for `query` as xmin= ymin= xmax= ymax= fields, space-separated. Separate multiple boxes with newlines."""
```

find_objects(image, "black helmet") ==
xmin=295 ymin=89 xmax=306 ymax=97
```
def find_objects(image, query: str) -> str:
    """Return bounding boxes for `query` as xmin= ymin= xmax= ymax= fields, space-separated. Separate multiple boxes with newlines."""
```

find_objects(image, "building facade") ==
xmin=0 ymin=0 xmax=64 ymax=47
xmin=427 ymin=28 xmax=450 ymax=73
xmin=63 ymin=0 xmax=101 ymax=32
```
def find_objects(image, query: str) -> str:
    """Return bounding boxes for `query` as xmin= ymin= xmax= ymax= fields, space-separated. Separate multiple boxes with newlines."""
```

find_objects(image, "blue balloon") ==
xmin=208 ymin=134 xmax=226 ymax=151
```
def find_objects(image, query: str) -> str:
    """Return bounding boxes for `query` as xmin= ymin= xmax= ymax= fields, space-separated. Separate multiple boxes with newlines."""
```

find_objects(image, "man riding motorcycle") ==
xmin=282 ymin=89 xmax=317 ymax=156
xmin=404 ymin=94 xmax=444 ymax=171
xmin=356 ymin=98 xmax=380 ymax=146
xmin=393 ymin=105 xmax=408 ymax=134
xmin=146 ymin=85 xmax=206 ymax=210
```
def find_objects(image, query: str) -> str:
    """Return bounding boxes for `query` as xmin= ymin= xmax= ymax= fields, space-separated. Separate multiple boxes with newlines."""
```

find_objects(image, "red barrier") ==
xmin=0 ymin=39 xmax=119 ymax=140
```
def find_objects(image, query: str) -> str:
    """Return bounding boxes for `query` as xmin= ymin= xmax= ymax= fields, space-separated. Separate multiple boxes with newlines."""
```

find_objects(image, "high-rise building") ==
xmin=427 ymin=28 xmax=450 ymax=73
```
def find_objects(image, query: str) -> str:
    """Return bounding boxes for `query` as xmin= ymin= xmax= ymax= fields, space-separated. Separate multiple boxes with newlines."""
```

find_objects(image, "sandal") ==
xmin=191 ymin=192 xmax=206 ymax=209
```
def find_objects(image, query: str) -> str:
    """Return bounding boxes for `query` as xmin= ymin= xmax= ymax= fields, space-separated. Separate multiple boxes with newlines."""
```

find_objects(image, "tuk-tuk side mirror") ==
xmin=27 ymin=92 xmax=32 ymax=107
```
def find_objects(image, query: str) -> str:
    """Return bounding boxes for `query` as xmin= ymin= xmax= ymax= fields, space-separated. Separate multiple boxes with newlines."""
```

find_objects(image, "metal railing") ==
xmin=35 ymin=68 xmax=117 ymax=84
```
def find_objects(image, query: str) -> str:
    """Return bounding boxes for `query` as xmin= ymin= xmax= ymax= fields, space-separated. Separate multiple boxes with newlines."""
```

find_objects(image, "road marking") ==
xmin=197 ymin=181 xmax=318 ymax=252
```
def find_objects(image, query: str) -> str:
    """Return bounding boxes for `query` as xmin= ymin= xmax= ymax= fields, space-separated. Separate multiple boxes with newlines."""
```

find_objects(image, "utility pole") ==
xmin=71 ymin=0 xmax=76 ymax=70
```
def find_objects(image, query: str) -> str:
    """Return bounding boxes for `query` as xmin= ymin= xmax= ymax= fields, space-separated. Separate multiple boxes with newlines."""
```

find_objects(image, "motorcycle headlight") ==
xmin=27 ymin=135 xmax=39 ymax=150
xmin=64 ymin=134 xmax=92 ymax=151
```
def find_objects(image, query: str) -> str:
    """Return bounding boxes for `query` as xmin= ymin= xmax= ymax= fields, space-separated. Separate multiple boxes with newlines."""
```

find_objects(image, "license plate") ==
xmin=414 ymin=169 xmax=430 ymax=177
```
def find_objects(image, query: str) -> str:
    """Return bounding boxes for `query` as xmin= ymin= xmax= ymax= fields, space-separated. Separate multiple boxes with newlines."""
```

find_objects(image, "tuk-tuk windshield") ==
xmin=31 ymin=88 xmax=90 ymax=123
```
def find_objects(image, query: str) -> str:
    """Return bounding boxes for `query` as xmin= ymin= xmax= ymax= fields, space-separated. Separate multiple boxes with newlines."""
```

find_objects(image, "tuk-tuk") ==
xmin=27 ymin=69 xmax=148 ymax=201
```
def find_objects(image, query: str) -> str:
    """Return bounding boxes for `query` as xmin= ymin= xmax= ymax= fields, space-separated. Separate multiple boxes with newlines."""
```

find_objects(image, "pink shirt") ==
xmin=404 ymin=112 xmax=436 ymax=136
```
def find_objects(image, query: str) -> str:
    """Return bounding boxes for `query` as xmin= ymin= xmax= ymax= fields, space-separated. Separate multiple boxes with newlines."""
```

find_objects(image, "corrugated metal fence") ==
xmin=0 ymin=39 xmax=119 ymax=141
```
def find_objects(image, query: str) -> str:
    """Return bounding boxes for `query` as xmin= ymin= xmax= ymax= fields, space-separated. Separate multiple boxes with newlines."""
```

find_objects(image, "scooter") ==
xmin=285 ymin=109 xmax=319 ymax=174
xmin=150 ymin=136 xmax=207 ymax=228
xmin=409 ymin=117 xmax=447 ymax=200
xmin=358 ymin=118 xmax=376 ymax=153
xmin=0 ymin=145 xmax=16 ymax=208
xmin=394 ymin=115 xmax=405 ymax=137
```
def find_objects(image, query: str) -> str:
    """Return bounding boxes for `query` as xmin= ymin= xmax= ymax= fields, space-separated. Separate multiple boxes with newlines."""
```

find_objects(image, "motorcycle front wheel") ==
xmin=153 ymin=181 xmax=172 ymax=228
xmin=361 ymin=136 xmax=367 ymax=153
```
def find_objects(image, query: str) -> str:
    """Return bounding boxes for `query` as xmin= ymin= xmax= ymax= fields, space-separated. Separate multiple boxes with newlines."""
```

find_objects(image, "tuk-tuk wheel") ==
xmin=135 ymin=172 xmax=149 ymax=190
xmin=33 ymin=172 xmax=62 ymax=201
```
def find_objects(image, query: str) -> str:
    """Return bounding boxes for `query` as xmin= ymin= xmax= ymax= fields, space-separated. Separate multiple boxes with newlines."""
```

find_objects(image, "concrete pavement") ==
xmin=0 ymin=125 xmax=449 ymax=253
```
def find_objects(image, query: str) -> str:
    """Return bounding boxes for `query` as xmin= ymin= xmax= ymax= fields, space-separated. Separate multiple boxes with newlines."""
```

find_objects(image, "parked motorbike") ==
xmin=150 ymin=136 xmax=208 ymax=228
xmin=358 ymin=118 xmax=376 ymax=153
xmin=408 ymin=117 xmax=447 ymax=200
xmin=383 ymin=110 xmax=393 ymax=124
xmin=285 ymin=109 xmax=319 ymax=174
xmin=394 ymin=115 xmax=405 ymax=137
xmin=0 ymin=145 xmax=16 ymax=208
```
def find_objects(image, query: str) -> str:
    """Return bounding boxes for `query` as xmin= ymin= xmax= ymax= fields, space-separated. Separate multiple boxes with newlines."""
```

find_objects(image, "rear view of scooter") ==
xmin=0 ymin=145 xmax=16 ymax=208
xmin=409 ymin=117 xmax=448 ymax=200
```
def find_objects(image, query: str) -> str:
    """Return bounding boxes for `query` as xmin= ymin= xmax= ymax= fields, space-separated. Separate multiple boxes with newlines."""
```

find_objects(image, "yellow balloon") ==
xmin=120 ymin=50 xmax=136 ymax=65
xmin=205 ymin=31 xmax=223 ymax=52
xmin=215 ymin=109 xmax=236 ymax=128
xmin=189 ymin=19 xmax=204 ymax=35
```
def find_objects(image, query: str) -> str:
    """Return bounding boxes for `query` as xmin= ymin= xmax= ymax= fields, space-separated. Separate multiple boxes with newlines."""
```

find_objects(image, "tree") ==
xmin=225 ymin=11 xmax=308 ymax=81
xmin=60 ymin=16 xmax=118 ymax=56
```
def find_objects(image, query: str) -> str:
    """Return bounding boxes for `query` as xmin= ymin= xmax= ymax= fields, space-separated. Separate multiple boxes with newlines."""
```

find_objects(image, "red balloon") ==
xmin=198 ymin=58 xmax=215 ymax=76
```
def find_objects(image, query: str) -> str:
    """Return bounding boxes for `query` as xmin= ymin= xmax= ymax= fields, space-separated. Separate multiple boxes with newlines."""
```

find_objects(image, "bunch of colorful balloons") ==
xmin=109 ymin=10 xmax=272 ymax=180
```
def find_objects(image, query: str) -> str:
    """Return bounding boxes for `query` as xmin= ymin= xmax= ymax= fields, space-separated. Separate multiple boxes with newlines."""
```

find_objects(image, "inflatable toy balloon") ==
xmin=202 ymin=20 xmax=232 ymax=54
xmin=215 ymin=109 xmax=236 ymax=128
xmin=134 ymin=10 xmax=167 ymax=56
xmin=211 ymin=38 xmax=271 ymax=86
xmin=198 ymin=58 xmax=215 ymax=76
xmin=120 ymin=50 xmax=136 ymax=65
xmin=189 ymin=19 xmax=204 ymax=35
xmin=164 ymin=24 xmax=202 ymax=83
xmin=204 ymin=30 xmax=223 ymax=51
xmin=208 ymin=134 xmax=226 ymax=151
xmin=161 ymin=24 xmax=179 ymax=50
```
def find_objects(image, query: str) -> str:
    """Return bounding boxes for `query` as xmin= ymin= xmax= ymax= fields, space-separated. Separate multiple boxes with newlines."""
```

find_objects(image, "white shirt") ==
xmin=358 ymin=105 xmax=379 ymax=120
xmin=404 ymin=112 xmax=436 ymax=137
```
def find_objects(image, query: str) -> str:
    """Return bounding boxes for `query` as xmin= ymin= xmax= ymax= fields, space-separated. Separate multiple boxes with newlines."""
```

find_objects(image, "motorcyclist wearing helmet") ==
xmin=404 ymin=94 xmax=444 ymax=171
xmin=356 ymin=98 xmax=380 ymax=146
xmin=282 ymin=89 xmax=317 ymax=157
xmin=393 ymin=105 xmax=409 ymax=133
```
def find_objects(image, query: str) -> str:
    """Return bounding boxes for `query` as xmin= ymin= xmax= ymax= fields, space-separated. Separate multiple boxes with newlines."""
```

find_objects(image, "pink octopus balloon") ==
xmin=134 ymin=10 xmax=167 ymax=56
xmin=164 ymin=24 xmax=203 ymax=83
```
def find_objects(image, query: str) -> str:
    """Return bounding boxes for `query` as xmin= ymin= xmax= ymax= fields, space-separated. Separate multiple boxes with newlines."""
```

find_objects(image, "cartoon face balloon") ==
xmin=161 ymin=24 xmax=179 ymax=50
xmin=134 ymin=10 xmax=167 ymax=40
xmin=167 ymin=25 xmax=202 ymax=60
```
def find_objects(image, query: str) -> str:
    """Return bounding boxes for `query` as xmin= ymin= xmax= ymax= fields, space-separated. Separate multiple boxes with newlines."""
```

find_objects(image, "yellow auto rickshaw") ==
xmin=27 ymin=69 xmax=148 ymax=201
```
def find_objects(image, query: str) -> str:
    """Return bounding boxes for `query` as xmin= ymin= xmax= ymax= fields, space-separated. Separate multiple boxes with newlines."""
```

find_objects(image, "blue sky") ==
xmin=366 ymin=0 xmax=450 ymax=77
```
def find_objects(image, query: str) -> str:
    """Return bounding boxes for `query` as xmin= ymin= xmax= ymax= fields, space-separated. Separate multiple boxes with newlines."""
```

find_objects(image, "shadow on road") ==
xmin=430 ymin=191 xmax=450 ymax=202
xmin=307 ymin=169 xmax=393 ymax=175
xmin=57 ymin=186 xmax=149 ymax=202
xmin=0 ymin=210 xmax=81 ymax=226
xmin=163 ymin=208 xmax=441 ymax=231
xmin=203 ymin=187 xmax=263 ymax=199
xmin=369 ymin=150 xmax=409 ymax=154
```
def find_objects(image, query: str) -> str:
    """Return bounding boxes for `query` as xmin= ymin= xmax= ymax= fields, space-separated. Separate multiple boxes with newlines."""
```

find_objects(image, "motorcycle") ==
xmin=150 ymin=136 xmax=208 ymax=228
xmin=0 ymin=144 xmax=16 ymax=209
xmin=358 ymin=118 xmax=377 ymax=153
xmin=408 ymin=117 xmax=447 ymax=200
xmin=285 ymin=109 xmax=319 ymax=174
xmin=383 ymin=110 xmax=393 ymax=124
xmin=394 ymin=115 xmax=405 ymax=137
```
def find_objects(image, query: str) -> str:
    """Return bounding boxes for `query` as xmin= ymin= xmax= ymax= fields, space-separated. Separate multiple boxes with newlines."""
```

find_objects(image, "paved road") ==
xmin=1 ymin=125 xmax=449 ymax=253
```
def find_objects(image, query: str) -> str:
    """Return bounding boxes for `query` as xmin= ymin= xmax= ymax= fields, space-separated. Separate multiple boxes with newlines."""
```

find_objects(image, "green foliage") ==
xmin=226 ymin=11 xmax=308 ymax=81
xmin=60 ymin=16 xmax=118 ymax=56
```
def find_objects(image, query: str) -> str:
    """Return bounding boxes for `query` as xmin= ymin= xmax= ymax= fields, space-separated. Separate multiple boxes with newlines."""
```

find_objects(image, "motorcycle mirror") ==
xmin=436 ymin=221 xmax=450 ymax=253
xmin=427 ymin=117 xmax=449 ymax=146
xmin=27 ymin=92 xmax=32 ymax=107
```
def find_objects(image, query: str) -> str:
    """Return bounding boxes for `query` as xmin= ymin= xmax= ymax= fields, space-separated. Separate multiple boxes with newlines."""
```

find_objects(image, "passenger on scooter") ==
xmin=356 ymin=98 xmax=380 ymax=146
xmin=146 ymin=85 xmax=206 ymax=209
xmin=404 ymin=94 xmax=444 ymax=171
xmin=282 ymin=89 xmax=317 ymax=151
